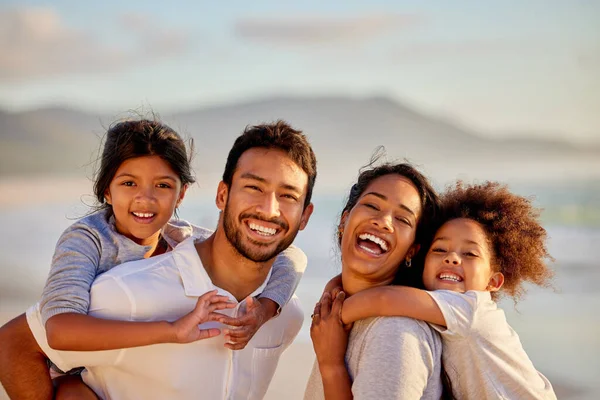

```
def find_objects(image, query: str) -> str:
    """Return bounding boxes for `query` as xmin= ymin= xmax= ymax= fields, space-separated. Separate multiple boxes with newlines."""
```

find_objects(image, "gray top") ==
xmin=304 ymin=316 xmax=443 ymax=400
xmin=427 ymin=290 xmax=557 ymax=400
xmin=39 ymin=209 xmax=306 ymax=324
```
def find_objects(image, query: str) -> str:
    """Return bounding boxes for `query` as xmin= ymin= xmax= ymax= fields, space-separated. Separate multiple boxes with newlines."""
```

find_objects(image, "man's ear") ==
xmin=104 ymin=189 xmax=112 ymax=205
xmin=215 ymin=181 xmax=229 ymax=211
xmin=176 ymin=184 xmax=188 ymax=208
xmin=487 ymin=272 xmax=505 ymax=292
xmin=298 ymin=203 xmax=314 ymax=231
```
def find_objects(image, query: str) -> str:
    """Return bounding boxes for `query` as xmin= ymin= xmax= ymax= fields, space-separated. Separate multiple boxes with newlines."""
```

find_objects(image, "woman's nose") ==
xmin=372 ymin=213 xmax=393 ymax=232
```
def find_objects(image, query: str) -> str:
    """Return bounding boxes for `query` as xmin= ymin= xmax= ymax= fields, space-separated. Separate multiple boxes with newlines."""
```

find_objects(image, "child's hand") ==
xmin=323 ymin=274 xmax=343 ymax=296
xmin=310 ymin=290 xmax=349 ymax=370
xmin=218 ymin=296 xmax=273 ymax=350
xmin=171 ymin=290 xmax=236 ymax=344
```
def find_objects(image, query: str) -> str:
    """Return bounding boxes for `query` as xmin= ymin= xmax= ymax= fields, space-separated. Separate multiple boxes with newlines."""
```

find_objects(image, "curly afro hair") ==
xmin=438 ymin=181 xmax=554 ymax=301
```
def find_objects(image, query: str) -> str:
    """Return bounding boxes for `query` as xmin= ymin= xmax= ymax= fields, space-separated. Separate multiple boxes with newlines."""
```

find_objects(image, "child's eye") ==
xmin=157 ymin=183 xmax=172 ymax=189
xmin=122 ymin=181 xmax=135 ymax=187
xmin=431 ymin=247 xmax=446 ymax=253
xmin=464 ymin=252 xmax=479 ymax=257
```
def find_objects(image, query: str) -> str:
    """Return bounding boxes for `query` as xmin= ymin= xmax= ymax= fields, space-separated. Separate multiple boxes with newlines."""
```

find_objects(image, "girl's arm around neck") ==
xmin=341 ymin=286 xmax=447 ymax=327
xmin=46 ymin=313 xmax=176 ymax=351
xmin=45 ymin=290 xmax=234 ymax=351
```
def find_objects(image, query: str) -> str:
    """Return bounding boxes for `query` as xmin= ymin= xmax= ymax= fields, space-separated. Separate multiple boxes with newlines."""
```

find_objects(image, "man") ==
xmin=0 ymin=120 xmax=317 ymax=399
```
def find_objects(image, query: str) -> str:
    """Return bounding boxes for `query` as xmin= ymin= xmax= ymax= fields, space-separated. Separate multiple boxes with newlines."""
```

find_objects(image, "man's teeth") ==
xmin=439 ymin=273 xmax=462 ymax=282
xmin=249 ymin=223 xmax=277 ymax=236
xmin=133 ymin=212 xmax=154 ymax=218
xmin=358 ymin=233 xmax=388 ymax=252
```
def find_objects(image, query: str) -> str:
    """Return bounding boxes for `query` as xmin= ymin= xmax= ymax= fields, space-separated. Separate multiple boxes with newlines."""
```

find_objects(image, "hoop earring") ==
xmin=405 ymin=258 xmax=412 ymax=268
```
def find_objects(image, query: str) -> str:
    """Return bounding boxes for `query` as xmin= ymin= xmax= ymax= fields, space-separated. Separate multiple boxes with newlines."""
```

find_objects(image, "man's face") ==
xmin=217 ymin=148 xmax=314 ymax=262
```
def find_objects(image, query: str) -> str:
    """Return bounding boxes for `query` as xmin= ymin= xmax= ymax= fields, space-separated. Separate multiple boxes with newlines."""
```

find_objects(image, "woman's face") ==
xmin=340 ymin=174 xmax=422 ymax=288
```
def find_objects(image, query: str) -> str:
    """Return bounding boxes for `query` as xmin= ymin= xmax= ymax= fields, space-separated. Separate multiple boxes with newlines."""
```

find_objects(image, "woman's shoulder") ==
xmin=355 ymin=316 xmax=441 ymax=345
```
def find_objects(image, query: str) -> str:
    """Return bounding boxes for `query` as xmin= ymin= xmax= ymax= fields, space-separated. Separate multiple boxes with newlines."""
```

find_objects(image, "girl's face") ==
xmin=105 ymin=155 xmax=187 ymax=246
xmin=422 ymin=218 xmax=504 ymax=293
xmin=340 ymin=174 xmax=422 ymax=291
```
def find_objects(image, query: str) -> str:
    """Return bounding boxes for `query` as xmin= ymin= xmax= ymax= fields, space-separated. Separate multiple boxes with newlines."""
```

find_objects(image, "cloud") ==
xmin=235 ymin=14 xmax=420 ymax=46
xmin=391 ymin=40 xmax=536 ymax=61
xmin=0 ymin=7 xmax=192 ymax=82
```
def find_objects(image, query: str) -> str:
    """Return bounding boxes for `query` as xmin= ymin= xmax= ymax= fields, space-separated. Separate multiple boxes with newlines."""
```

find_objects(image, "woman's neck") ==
xmin=341 ymin=268 xmax=395 ymax=296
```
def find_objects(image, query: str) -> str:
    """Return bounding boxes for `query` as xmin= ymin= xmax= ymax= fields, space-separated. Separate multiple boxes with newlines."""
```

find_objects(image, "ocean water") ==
xmin=0 ymin=194 xmax=599 ymax=399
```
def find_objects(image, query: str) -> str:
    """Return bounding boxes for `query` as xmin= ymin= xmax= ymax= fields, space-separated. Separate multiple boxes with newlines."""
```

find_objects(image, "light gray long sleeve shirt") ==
xmin=304 ymin=316 xmax=443 ymax=400
xmin=39 ymin=209 xmax=306 ymax=325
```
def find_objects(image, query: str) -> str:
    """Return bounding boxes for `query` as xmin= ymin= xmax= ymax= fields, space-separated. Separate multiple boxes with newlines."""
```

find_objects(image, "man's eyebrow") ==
xmin=363 ymin=192 xmax=417 ymax=218
xmin=240 ymin=173 xmax=302 ymax=194
xmin=240 ymin=173 xmax=266 ymax=183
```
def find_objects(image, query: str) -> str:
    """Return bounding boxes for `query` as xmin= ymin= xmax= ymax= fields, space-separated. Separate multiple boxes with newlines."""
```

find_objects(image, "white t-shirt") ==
xmin=426 ymin=290 xmax=557 ymax=400
xmin=27 ymin=235 xmax=304 ymax=400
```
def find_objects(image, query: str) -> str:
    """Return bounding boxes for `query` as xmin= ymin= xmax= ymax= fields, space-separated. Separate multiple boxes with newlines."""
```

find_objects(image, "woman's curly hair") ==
xmin=438 ymin=181 xmax=554 ymax=301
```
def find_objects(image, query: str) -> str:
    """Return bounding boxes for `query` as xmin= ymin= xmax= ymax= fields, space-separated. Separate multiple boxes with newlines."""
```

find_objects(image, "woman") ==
xmin=305 ymin=163 xmax=443 ymax=399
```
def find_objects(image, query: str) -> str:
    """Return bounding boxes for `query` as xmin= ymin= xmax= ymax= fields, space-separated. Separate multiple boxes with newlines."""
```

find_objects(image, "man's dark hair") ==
xmin=222 ymin=120 xmax=317 ymax=208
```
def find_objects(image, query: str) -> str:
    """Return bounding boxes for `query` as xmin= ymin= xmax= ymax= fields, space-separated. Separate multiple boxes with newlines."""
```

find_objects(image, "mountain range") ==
xmin=1 ymin=96 xmax=599 ymax=191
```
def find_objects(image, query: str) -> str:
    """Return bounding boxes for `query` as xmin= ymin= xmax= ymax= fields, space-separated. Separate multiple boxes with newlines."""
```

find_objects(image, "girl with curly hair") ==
xmin=331 ymin=181 xmax=557 ymax=399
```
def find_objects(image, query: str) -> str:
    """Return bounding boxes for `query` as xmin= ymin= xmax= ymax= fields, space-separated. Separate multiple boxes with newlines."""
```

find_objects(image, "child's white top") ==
xmin=426 ymin=290 xmax=557 ymax=400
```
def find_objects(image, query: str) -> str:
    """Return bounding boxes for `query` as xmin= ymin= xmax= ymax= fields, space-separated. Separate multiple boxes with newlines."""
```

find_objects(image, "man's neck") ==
xmin=195 ymin=230 xmax=273 ymax=301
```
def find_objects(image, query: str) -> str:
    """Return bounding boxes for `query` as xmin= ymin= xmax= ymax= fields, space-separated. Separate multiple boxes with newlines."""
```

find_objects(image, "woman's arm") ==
xmin=46 ymin=290 xmax=234 ymax=351
xmin=341 ymin=286 xmax=446 ymax=327
xmin=310 ymin=291 xmax=353 ymax=400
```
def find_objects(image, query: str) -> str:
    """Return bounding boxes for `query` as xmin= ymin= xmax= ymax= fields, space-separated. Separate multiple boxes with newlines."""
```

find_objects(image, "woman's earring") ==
xmin=405 ymin=258 xmax=412 ymax=268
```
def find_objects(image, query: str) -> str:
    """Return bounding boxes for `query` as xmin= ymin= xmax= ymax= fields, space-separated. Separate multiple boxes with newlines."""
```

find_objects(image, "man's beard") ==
xmin=222 ymin=201 xmax=300 ymax=262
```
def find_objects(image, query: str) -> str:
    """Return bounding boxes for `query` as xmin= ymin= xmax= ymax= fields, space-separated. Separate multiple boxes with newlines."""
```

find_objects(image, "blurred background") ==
xmin=1 ymin=1 xmax=599 ymax=399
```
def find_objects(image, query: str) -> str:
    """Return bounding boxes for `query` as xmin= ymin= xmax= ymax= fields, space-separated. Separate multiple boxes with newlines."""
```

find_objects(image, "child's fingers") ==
xmin=207 ymin=301 xmax=237 ymax=312
xmin=194 ymin=328 xmax=221 ymax=341
xmin=331 ymin=291 xmax=345 ymax=320
xmin=208 ymin=294 xmax=233 ymax=304
xmin=224 ymin=341 xmax=248 ymax=350
xmin=319 ymin=292 xmax=332 ymax=318
xmin=223 ymin=327 xmax=250 ymax=340
xmin=216 ymin=315 xmax=247 ymax=327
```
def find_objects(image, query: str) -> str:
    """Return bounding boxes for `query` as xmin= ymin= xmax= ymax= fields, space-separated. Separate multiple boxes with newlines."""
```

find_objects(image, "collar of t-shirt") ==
xmin=171 ymin=235 xmax=273 ymax=300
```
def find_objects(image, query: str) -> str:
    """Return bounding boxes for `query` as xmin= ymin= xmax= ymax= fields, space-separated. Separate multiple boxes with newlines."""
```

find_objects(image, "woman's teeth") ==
xmin=249 ymin=222 xmax=276 ymax=236
xmin=358 ymin=233 xmax=388 ymax=252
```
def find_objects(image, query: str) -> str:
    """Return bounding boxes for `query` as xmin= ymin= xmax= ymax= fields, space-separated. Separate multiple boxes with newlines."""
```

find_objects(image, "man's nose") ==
xmin=256 ymin=192 xmax=281 ymax=219
xmin=443 ymin=252 xmax=460 ymax=265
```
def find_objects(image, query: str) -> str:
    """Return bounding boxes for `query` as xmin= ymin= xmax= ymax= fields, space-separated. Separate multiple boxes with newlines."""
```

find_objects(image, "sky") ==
xmin=0 ymin=0 xmax=599 ymax=142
